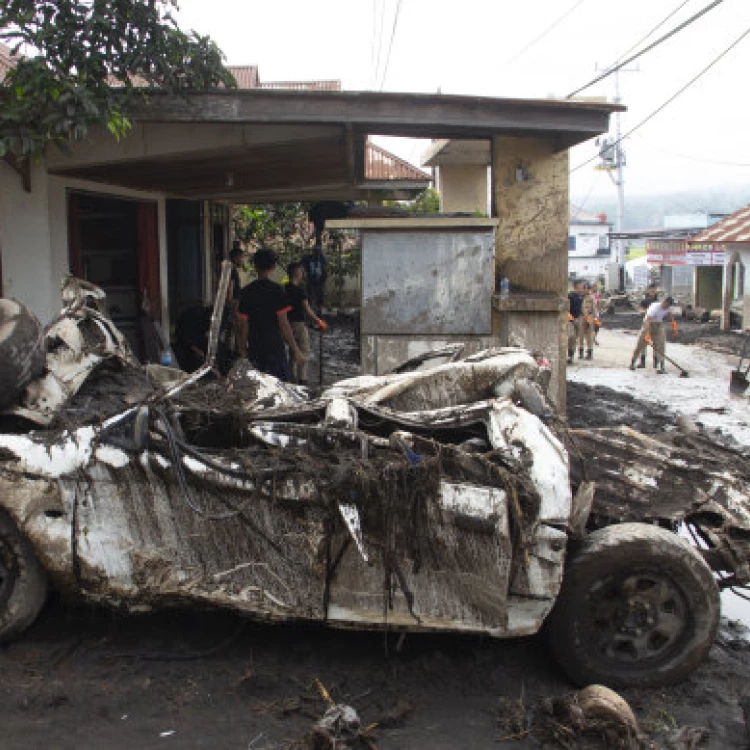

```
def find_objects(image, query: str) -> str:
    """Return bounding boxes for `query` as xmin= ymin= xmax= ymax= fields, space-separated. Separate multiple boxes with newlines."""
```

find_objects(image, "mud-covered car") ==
xmin=0 ymin=274 xmax=749 ymax=689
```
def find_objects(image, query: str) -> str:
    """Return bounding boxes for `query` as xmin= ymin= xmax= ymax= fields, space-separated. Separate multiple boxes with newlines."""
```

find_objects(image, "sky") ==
xmin=173 ymin=0 xmax=750 ymax=206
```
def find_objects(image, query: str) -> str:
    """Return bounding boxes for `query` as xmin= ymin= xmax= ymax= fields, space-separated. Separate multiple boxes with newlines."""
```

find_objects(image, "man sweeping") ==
xmin=629 ymin=296 xmax=678 ymax=374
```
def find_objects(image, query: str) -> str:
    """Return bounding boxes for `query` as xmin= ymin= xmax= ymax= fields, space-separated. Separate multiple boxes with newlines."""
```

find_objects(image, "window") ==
xmin=568 ymin=236 xmax=577 ymax=251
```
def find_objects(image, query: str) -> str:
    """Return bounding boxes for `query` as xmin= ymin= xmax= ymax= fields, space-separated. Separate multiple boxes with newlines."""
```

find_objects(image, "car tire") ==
xmin=0 ymin=299 xmax=45 ymax=410
xmin=545 ymin=523 xmax=719 ymax=688
xmin=0 ymin=510 xmax=47 ymax=642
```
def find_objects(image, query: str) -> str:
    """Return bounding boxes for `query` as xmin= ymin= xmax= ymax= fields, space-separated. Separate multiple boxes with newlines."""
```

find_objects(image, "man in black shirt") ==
xmin=567 ymin=279 xmax=585 ymax=364
xmin=237 ymin=249 xmax=304 ymax=381
xmin=301 ymin=241 xmax=329 ymax=312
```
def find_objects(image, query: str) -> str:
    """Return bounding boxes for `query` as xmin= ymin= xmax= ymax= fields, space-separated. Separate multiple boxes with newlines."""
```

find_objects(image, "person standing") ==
xmin=635 ymin=284 xmax=660 ymax=368
xmin=567 ymin=279 xmax=585 ymax=364
xmin=590 ymin=281 xmax=602 ymax=345
xmin=579 ymin=282 xmax=596 ymax=360
xmin=237 ymin=248 xmax=304 ymax=381
xmin=301 ymin=240 xmax=329 ymax=313
xmin=629 ymin=296 xmax=677 ymax=374
xmin=284 ymin=262 xmax=326 ymax=386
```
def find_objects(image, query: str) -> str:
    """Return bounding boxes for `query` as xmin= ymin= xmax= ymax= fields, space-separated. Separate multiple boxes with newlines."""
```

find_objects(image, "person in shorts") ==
xmin=285 ymin=262 xmax=326 ymax=386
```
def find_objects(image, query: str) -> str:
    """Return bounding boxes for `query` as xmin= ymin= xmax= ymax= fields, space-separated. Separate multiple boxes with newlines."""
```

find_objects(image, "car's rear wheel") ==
xmin=546 ymin=523 xmax=719 ymax=688
xmin=0 ymin=511 xmax=47 ymax=642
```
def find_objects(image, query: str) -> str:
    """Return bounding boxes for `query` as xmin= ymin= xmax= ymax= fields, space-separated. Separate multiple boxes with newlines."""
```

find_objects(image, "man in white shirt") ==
xmin=629 ymin=296 xmax=677 ymax=374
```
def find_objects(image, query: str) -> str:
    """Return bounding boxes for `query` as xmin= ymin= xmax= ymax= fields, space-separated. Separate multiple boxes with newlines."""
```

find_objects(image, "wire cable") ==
xmin=378 ymin=0 xmax=404 ymax=90
xmin=372 ymin=0 xmax=387 ymax=89
xmin=567 ymin=0 xmax=725 ymax=98
xmin=505 ymin=0 xmax=586 ymax=66
xmin=610 ymin=0 xmax=694 ymax=68
xmin=571 ymin=21 xmax=750 ymax=173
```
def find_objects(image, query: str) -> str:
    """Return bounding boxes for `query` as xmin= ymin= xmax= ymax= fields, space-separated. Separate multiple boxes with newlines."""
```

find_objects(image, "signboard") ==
xmin=647 ymin=239 xmax=727 ymax=266
xmin=646 ymin=239 xmax=686 ymax=265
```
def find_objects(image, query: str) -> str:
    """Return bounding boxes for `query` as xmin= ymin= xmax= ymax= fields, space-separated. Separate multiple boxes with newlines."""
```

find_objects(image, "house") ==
xmin=0 ymin=51 xmax=619 ymax=406
xmin=568 ymin=206 xmax=611 ymax=282
xmin=689 ymin=203 xmax=750 ymax=330
xmin=610 ymin=211 xmax=728 ymax=308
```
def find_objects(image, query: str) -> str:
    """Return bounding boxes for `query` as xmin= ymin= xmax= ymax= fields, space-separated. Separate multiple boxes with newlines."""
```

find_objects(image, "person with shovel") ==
xmin=629 ymin=296 xmax=677 ymax=374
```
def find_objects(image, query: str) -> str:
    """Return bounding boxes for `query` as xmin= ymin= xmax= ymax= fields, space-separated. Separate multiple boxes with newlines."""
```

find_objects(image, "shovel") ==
xmin=647 ymin=340 xmax=690 ymax=378
xmin=730 ymin=336 xmax=750 ymax=396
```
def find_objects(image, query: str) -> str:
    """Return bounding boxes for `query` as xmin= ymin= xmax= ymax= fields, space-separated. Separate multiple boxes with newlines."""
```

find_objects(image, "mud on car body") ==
xmin=0 ymin=276 xmax=748 ymax=689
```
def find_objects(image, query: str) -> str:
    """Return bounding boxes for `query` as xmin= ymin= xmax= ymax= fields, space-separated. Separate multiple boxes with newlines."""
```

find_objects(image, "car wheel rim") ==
xmin=0 ymin=537 xmax=17 ymax=608
xmin=588 ymin=572 xmax=688 ymax=664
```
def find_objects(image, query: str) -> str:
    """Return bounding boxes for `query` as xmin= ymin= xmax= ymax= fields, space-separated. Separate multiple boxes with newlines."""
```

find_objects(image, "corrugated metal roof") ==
xmin=365 ymin=141 xmax=431 ymax=182
xmin=690 ymin=203 xmax=750 ymax=244
xmin=259 ymin=80 xmax=341 ymax=91
xmin=227 ymin=65 xmax=260 ymax=89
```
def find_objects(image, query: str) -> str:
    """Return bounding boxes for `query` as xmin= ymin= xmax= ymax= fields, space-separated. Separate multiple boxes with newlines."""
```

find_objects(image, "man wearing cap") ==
xmin=237 ymin=248 xmax=305 ymax=381
xmin=629 ymin=296 xmax=678 ymax=374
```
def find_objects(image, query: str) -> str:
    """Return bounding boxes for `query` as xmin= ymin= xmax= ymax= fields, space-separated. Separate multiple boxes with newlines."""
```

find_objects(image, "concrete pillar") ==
xmin=438 ymin=164 xmax=488 ymax=214
xmin=492 ymin=136 xmax=569 ymax=409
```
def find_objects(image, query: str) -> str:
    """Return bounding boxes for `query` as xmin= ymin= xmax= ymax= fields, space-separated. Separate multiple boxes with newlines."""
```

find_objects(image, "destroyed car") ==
xmin=0 ymin=273 xmax=749 ymax=689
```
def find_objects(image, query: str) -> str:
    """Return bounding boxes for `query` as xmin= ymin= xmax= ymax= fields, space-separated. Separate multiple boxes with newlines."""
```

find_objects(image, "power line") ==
xmin=571 ymin=22 xmax=750 ymax=173
xmin=372 ymin=0 xmax=387 ymax=89
xmin=636 ymin=138 xmax=750 ymax=167
xmin=378 ymin=0 xmax=403 ymax=90
xmin=505 ymin=0 xmax=586 ymax=66
xmin=610 ymin=0 xmax=693 ymax=68
xmin=567 ymin=0 xmax=725 ymax=98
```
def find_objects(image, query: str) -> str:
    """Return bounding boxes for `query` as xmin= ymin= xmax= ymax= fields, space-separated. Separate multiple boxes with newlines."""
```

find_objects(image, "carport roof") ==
xmin=48 ymin=89 xmax=621 ymax=203
xmin=128 ymin=89 xmax=622 ymax=144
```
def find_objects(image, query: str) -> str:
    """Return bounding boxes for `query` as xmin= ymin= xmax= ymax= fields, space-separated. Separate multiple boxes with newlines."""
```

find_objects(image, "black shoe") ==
xmin=629 ymin=362 xmax=636 ymax=371
xmin=585 ymin=349 xmax=593 ymax=360
xmin=657 ymin=367 xmax=666 ymax=375
xmin=636 ymin=361 xmax=646 ymax=369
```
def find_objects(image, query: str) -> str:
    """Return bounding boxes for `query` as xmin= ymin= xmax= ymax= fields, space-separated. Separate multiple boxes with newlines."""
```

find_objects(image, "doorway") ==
xmin=67 ymin=191 xmax=160 ymax=359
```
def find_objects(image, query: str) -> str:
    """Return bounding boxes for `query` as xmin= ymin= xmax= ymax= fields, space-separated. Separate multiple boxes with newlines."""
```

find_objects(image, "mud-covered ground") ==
xmin=2 ymin=598 xmax=749 ymax=750
xmin=3 ymin=318 xmax=750 ymax=749
xmin=603 ymin=311 xmax=748 ymax=357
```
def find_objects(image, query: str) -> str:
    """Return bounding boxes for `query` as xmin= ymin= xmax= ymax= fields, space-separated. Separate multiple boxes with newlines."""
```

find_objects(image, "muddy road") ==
xmin=2 ymin=319 xmax=750 ymax=749
xmin=2 ymin=599 xmax=750 ymax=750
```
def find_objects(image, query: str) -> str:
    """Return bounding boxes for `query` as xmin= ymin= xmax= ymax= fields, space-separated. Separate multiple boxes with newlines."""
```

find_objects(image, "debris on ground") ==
xmin=1 ymin=277 xmax=750 ymax=750
xmin=497 ymin=684 xmax=651 ymax=748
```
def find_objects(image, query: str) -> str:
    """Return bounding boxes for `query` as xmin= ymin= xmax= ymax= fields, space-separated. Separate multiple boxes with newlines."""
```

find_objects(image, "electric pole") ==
xmin=595 ymin=64 xmax=637 ymax=290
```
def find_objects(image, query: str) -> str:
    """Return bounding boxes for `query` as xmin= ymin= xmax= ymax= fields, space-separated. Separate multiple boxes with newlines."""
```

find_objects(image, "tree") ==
xmin=407 ymin=187 xmax=440 ymax=214
xmin=0 ymin=0 xmax=234 ymax=160
xmin=233 ymin=202 xmax=361 ymax=308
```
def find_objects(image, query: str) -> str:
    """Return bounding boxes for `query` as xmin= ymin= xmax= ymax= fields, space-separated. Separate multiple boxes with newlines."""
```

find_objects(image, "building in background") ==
xmin=568 ymin=206 xmax=611 ymax=283
xmin=689 ymin=204 xmax=750 ymax=330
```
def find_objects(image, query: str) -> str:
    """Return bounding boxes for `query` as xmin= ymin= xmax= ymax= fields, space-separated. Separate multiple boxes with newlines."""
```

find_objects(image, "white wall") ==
xmin=569 ymin=221 xmax=610 ymax=258
xmin=0 ymin=161 xmax=56 ymax=322
xmin=1 ymin=159 xmax=168 ymax=326
xmin=569 ymin=255 xmax=609 ymax=279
